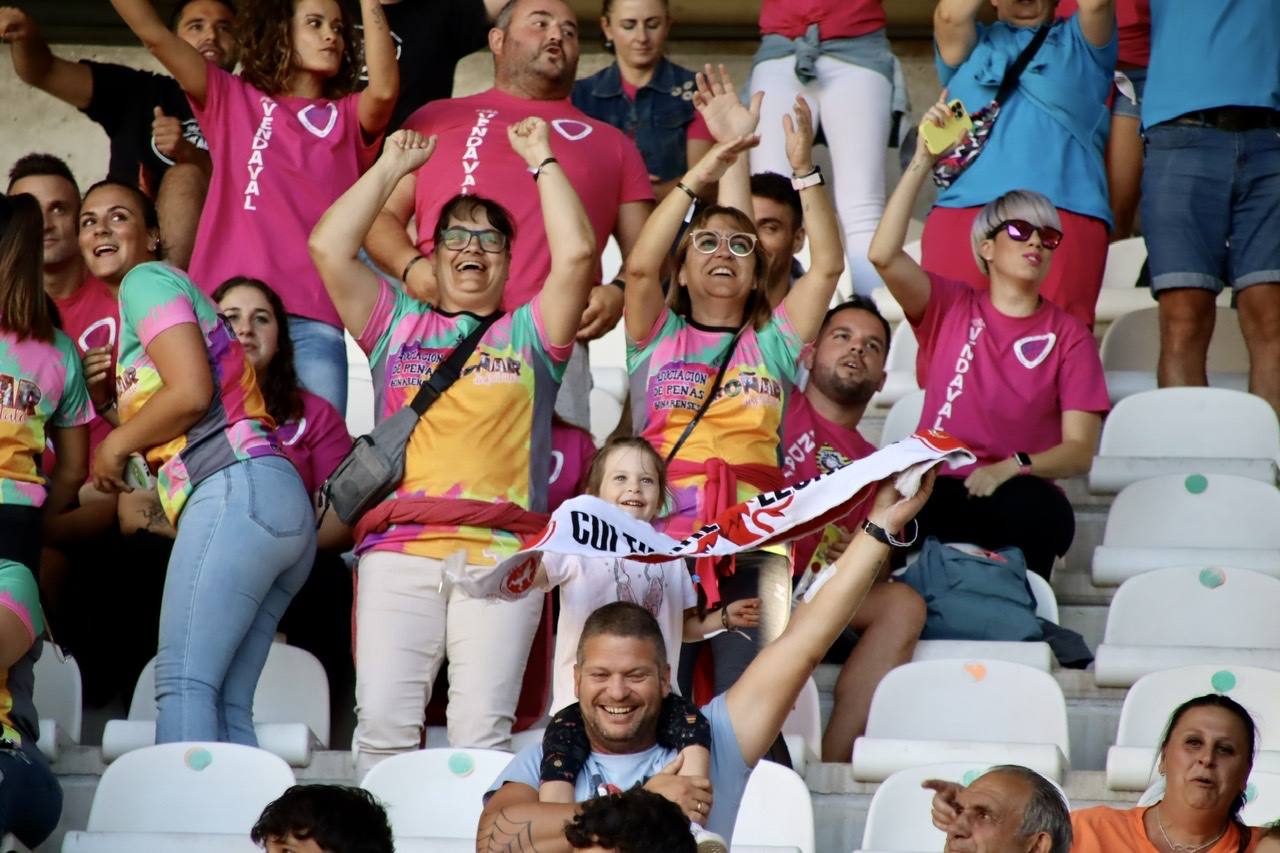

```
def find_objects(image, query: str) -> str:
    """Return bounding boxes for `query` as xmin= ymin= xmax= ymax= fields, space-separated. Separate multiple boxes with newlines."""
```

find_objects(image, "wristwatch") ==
xmin=1013 ymin=451 xmax=1033 ymax=476
xmin=790 ymin=166 xmax=824 ymax=191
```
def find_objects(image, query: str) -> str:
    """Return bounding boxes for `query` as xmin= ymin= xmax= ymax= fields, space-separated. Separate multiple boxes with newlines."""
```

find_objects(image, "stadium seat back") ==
xmin=360 ymin=748 xmax=513 ymax=840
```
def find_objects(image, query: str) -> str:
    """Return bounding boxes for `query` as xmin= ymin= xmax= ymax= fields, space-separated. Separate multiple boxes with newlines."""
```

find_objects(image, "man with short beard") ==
xmin=365 ymin=0 xmax=654 ymax=430
xmin=780 ymin=297 xmax=926 ymax=762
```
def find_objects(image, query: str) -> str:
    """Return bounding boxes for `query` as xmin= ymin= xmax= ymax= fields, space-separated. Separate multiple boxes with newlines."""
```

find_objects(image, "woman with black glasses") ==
xmin=869 ymin=95 xmax=1110 ymax=579
xmin=623 ymin=96 xmax=843 ymax=696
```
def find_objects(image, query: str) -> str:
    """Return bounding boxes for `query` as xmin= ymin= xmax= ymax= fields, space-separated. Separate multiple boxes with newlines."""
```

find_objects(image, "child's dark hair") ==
xmin=564 ymin=788 xmax=695 ymax=852
xmin=211 ymin=277 xmax=306 ymax=424
xmin=251 ymin=784 xmax=393 ymax=853
xmin=582 ymin=436 xmax=668 ymax=517
xmin=236 ymin=0 xmax=360 ymax=99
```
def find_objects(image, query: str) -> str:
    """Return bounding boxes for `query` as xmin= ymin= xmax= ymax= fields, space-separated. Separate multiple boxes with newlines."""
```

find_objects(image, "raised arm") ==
xmin=694 ymin=63 xmax=762 ymax=216
xmin=508 ymin=117 xmax=597 ymax=348
xmin=933 ymin=0 xmax=986 ymax=68
xmin=362 ymin=172 xmax=437 ymax=300
xmin=726 ymin=473 xmax=935 ymax=766
xmin=0 ymin=7 xmax=93 ymax=108
xmin=621 ymin=135 xmax=758 ymax=342
xmin=309 ymin=130 xmax=436 ymax=338
xmin=356 ymin=0 xmax=398 ymax=138
xmin=108 ymin=0 xmax=208 ymax=105
xmin=1075 ymin=0 xmax=1116 ymax=48
xmin=868 ymin=94 xmax=953 ymax=324
xmin=779 ymin=95 xmax=843 ymax=343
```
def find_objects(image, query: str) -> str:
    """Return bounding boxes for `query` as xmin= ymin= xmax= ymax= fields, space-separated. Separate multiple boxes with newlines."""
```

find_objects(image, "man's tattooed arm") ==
xmin=475 ymin=785 xmax=576 ymax=853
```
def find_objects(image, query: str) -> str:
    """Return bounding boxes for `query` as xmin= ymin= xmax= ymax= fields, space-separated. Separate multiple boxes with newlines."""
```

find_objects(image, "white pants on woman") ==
xmin=750 ymin=54 xmax=892 ymax=297
xmin=353 ymin=550 xmax=544 ymax=778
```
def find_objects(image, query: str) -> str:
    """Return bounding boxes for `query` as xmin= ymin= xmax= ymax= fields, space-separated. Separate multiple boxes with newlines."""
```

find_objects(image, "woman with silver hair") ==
xmin=868 ymin=95 xmax=1110 ymax=578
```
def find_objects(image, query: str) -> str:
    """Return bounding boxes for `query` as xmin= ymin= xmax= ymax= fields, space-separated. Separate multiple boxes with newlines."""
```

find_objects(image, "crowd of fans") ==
xmin=0 ymin=0 xmax=1278 ymax=848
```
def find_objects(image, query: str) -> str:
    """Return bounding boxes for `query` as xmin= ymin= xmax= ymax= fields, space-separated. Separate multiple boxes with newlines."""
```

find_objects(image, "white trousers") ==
xmin=353 ymin=550 xmax=544 ymax=778
xmin=750 ymin=55 xmax=893 ymax=297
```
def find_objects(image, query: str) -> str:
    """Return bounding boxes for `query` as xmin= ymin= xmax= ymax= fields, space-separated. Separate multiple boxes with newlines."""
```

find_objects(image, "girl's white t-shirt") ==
xmin=542 ymin=554 xmax=698 ymax=714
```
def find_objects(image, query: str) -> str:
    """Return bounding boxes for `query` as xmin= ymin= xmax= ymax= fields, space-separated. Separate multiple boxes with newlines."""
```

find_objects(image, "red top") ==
xmin=758 ymin=0 xmax=886 ymax=41
xmin=53 ymin=274 xmax=119 ymax=459
xmin=1058 ymin=0 xmax=1150 ymax=66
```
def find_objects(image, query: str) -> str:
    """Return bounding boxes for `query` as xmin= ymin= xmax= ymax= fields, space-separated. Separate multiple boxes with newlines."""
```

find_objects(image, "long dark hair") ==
xmin=1158 ymin=693 xmax=1257 ymax=853
xmin=0 ymin=194 xmax=55 ymax=342
xmin=669 ymin=205 xmax=771 ymax=332
xmin=236 ymin=0 xmax=360 ymax=99
xmin=212 ymin=277 xmax=305 ymax=425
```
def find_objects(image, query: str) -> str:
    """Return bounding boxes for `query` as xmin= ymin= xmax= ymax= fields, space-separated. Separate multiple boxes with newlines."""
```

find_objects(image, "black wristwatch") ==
xmin=1014 ymin=451 xmax=1033 ymax=475
xmin=862 ymin=517 xmax=920 ymax=548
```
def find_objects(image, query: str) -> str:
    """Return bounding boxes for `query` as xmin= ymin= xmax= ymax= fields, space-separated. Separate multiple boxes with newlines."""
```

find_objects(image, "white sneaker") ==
xmin=693 ymin=827 xmax=728 ymax=853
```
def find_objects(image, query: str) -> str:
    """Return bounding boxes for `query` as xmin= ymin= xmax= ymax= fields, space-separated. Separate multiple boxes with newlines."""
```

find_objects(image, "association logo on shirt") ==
xmin=0 ymin=375 xmax=42 ymax=422
xmin=551 ymin=119 xmax=593 ymax=142
xmin=1013 ymin=333 xmax=1056 ymax=369
xmin=388 ymin=341 xmax=446 ymax=389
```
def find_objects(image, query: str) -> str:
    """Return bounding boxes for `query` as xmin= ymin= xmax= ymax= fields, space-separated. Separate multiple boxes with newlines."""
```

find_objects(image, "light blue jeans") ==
xmin=155 ymin=456 xmax=316 ymax=744
xmin=288 ymin=315 xmax=348 ymax=416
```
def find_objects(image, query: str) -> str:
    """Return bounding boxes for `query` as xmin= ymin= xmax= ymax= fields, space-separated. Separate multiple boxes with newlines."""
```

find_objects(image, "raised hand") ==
xmin=378 ymin=129 xmax=435 ymax=177
xmin=151 ymin=106 xmax=189 ymax=160
xmin=868 ymin=468 xmax=936 ymax=536
xmin=507 ymin=116 xmax=555 ymax=168
xmin=693 ymin=62 xmax=762 ymax=143
xmin=782 ymin=95 xmax=816 ymax=175
xmin=684 ymin=134 xmax=759 ymax=189
xmin=915 ymin=90 xmax=960 ymax=163
xmin=0 ymin=7 xmax=33 ymax=42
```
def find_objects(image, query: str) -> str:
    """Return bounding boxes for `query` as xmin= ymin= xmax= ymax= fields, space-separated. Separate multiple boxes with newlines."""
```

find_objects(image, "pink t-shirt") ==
xmin=758 ymin=0 xmax=886 ymax=40
xmin=187 ymin=66 xmax=378 ymax=327
xmin=276 ymin=390 xmax=351 ymax=496
xmin=911 ymin=274 xmax=1110 ymax=477
xmin=781 ymin=392 xmax=876 ymax=575
xmin=52 ymin=274 xmax=118 ymax=458
xmin=1058 ymin=0 xmax=1150 ymax=66
xmin=549 ymin=421 xmax=595 ymax=512
xmin=402 ymin=88 xmax=653 ymax=310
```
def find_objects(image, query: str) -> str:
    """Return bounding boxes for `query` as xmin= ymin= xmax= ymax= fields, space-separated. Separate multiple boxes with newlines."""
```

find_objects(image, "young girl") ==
xmin=535 ymin=437 xmax=757 ymax=851
xmin=107 ymin=0 xmax=398 ymax=413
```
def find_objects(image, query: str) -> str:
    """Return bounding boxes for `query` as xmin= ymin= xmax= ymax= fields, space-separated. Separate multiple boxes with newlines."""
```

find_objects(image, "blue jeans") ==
xmin=0 ymin=743 xmax=62 ymax=846
xmin=155 ymin=456 xmax=316 ymax=744
xmin=288 ymin=315 xmax=348 ymax=416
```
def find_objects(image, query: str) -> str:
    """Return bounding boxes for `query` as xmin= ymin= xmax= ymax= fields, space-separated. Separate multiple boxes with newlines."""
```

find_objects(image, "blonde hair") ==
xmin=583 ymin=436 xmax=669 ymax=521
xmin=970 ymin=190 xmax=1062 ymax=277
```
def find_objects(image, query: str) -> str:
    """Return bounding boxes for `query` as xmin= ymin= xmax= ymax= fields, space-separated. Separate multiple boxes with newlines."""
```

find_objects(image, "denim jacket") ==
xmin=571 ymin=58 xmax=698 ymax=182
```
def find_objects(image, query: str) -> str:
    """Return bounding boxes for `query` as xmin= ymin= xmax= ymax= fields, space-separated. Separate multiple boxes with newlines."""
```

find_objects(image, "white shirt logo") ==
xmin=297 ymin=104 xmax=339 ymax=139
xmin=551 ymin=119 xmax=593 ymax=142
xmin=1013 ymin=333 xmax=1056 ymax=369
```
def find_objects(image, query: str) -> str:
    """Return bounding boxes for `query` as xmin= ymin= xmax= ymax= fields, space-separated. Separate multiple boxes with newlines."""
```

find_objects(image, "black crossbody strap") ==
xmin=407 ymin=311 xmax=503 ymax=417
xmin=664 ymin=325 xmax=746 ymax=465
xmin=995 ymin=24 xmax=1051 ymax=105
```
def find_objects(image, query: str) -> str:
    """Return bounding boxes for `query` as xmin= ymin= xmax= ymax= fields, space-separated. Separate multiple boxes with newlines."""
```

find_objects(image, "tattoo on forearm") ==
xmin=476 ymin=810 xmax=540 ymax=852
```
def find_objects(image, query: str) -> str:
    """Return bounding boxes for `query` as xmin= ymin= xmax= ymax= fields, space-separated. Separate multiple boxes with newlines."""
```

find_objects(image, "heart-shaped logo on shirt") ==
xmin=297 ymin=103 xmax=339 ymax=139
xmin=1013 ymin=333 xmax=1056 ymax=369
xmin=964 ymin=663 xmax=988 ymax=682
xmin=551 ymin=118 xmax=593 ymax=142
xmin=78 ymin=316 xmax=117 ymax=351
xmin=280 ymin=416 xmax=308 ymax=447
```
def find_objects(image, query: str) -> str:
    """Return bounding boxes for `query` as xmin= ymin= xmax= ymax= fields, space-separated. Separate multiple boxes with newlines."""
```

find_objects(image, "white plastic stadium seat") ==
xmin=60 ymin=742 xmax=294 ymax=852
xmin=102 ymin=642 xmax=330 ymax=766
xmin=871 ymin=324 xmax=921 ymax=410
xmin=344 ymin=330 xmax=374 ymax=437
xmin=781 ymin=677 xmax=822 ymax=775
xmin=857 ymin=762 xmax=1070 ymax=853
xmin=908 ymin=551 xmax=1058 ymax=671
xmin=732 ymin=760 xmax=815 ymax=853
xmin=851 ymin=659 xmax=1070 ymax=782
xmin=1088 ymin=388 xmax=1279 ymax=493
xmin=878 ymin=390 xmax=925 ymax=449
xmin=1100 ymin=307 xmax=1248 ymax=403
xmin=1105 ymin=665 xmax=1280 ymax=791
xmin=361 ymin=748 xmax=513 ymax=842
xmin=588 ymin=366 xmax=626 ymax=444
xmin=1135 ymin=770 xmax=1280 ymax=828
xmin=1092 ymin=237 xmax=1151 ymax=324
xmin=33 ymin=641 xmax=82 ymax=762
xmin=1094 ymin=567 xmax=1280 ymax=687
xmin=1091 ymin=474 xmax=1280 ymax=586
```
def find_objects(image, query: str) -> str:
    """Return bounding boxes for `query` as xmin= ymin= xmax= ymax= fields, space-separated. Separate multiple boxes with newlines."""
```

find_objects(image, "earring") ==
xmin=604 ymin=39 xmax=615 ymax=54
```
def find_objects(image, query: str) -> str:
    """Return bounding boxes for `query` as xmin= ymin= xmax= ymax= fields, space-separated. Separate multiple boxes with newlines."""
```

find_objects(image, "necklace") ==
xmin=1155 ymin=805 xmax=1228 ymax=853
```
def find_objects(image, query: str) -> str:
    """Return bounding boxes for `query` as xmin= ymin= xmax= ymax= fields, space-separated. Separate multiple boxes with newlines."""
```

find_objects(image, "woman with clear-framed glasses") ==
xmin=308 ymin=122 xmax=597 ymax=771
xmin=868 ymin=94 xmax=1110 ymax=579
xmin=621 ymin=97 xmax=844 ymax=698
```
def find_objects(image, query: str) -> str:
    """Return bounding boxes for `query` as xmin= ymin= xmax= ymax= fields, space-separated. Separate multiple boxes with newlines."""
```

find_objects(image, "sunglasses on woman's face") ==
xmin=690 ymin=229 xmax=758 ymax=258
xmin=987 ymin=219 xmax=1064 ymax=250
xmin=440 ymin=227 xmax=508 ymax=253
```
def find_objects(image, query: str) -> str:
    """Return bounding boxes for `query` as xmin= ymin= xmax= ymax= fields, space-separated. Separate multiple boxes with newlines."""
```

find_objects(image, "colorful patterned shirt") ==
xmin=0 ymin=559 xmax=44 ymax=750
xmin=628 ymin=304 xmax=803 ymax=538
xmin=0 ymin=323 xmax=92 ymax=506
xmin=116 ymin=262 xmax=279 ymax=523
xmin=355 ymin=279 xmax=572 ymax=564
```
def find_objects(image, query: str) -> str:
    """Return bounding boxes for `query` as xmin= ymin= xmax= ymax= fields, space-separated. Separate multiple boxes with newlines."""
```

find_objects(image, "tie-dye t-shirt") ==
xmin=356 ymin=279 xmax=572 ymax=565
xmin=628 ymin=304 xmax=803 ymax=538
xmin=116 ymin=262 xmax=279 ymax=523
xmin=0 ymin=324 xmax=93 ymax=507
xmin=0 ymin=559 xmax=44 ymax=750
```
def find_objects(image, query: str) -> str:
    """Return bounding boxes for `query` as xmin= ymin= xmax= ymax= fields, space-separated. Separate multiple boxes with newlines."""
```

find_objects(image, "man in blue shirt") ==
xmin=477 ymin=473 xmax=934 ymax=850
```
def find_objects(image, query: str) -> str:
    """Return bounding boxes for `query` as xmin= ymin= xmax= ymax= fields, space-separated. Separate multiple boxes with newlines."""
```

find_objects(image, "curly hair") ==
xmin=235 ymin=0 xmax=360 ymax=99
xmin=564 ymin=788 xmax=695 ymax=852
xmin=212 ymin=277 xmax=306 ymax=425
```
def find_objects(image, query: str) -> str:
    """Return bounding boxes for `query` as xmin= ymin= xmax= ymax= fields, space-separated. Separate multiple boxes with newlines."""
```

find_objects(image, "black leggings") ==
xmin=912 ymin=475 xmax=1074 ymax=579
